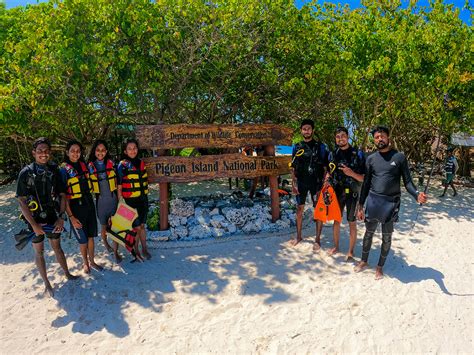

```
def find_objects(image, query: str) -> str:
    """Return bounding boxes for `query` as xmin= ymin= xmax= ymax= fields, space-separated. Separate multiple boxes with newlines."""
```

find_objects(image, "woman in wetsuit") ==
xmin=61 ymin=140 xmax=103 ymax=273
xmin=116 ymin=138 xmax=151 ymax=260
xmin=88 ymin=140 xmax=119 ymax=260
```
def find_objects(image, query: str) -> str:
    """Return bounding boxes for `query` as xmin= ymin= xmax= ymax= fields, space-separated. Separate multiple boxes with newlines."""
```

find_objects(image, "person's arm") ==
xmin=401 ymin=155 xmax=427 ymax=203
xmin=339 ymin=165 xmax=364 ymax=182
xmin=453 ymin=157 xmax=459 ymax=175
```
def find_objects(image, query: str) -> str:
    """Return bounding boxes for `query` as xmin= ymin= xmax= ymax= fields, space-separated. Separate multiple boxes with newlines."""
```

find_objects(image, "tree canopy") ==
xmin=0 ymin=0 xmax=472 ymax=164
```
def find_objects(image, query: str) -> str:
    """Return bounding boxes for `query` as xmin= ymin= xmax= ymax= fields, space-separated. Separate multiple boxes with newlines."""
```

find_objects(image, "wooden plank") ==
xmin=143 ymin=154 xmax=291 ymax=183
xmin=136 ymin=124 xmax=293 ymax=149
xmin=264 ymin=145 xmax=280 ymax=222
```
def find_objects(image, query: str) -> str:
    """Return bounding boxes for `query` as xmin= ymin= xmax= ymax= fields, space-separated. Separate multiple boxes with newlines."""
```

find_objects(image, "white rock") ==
xmin=242 ymin=219 xmax=263 ymax=233
xmin=209 ymin=208 xmax=220 ymax=216
xmin=170 ymin=198 xmax=195 ymax=217
xmin=275 ymin=219 xmax=290 ymax=230
xmin=171 ymin=225 xmax=188 ymax=239
xmin=168 ymin=214 xmax=182 ymax=228
xmin=227 ymin=223 xmax=237 ymax=234
xmin=188 ymin=225 xmax=212 ymax=239
xmin=210 ymin=227 xmax=225 ymax=238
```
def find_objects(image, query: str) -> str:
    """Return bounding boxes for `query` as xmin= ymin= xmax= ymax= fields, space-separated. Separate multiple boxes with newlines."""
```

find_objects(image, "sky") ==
xmin=5 ymin=0 xmax=472 ymax=26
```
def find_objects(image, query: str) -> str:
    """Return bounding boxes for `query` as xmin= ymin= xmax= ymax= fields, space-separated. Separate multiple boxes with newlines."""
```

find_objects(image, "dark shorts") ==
xmin=70 ymin=197 xmax=98 ymax=244
xmin=335 ymin=187 xmax=359 ymax=222
xmin=29 ymin=210 xmax=61 ymax=243
xmin=296 ymin=181 xmax=321 ymax=206
xmin=32 ymin=232 xmax=60 ymax=243
xmin=124 ymin=196 xmax=149 ymax=227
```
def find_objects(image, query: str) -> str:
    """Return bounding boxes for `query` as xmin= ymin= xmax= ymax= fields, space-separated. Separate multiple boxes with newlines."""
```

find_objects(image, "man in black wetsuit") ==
xmin=16 ymin=137 xmax=78 ymax=297
xmin=354 ymin=126 xmax=428 ymax=279
xmin=290 ymin=119 xmax=329 ymax=250
xmin=328 ymin=127 xmax=365 ymax=259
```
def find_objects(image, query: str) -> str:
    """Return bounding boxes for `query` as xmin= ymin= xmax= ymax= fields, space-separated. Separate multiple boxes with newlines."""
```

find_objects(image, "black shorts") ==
xmin=29 ymin=210 xmax=61 ymax=243
xmin=124 ymin=196 xmax=149 ymax=227
xmin=32 ymin=232 xmax=61 ymax=243
xmin=70 ymin=197 xmax=98 ymax=244
xmin=335 ymin=187 xmax=359 ymax=222
xmin=296 ymin=181 xmax=321 ymax=206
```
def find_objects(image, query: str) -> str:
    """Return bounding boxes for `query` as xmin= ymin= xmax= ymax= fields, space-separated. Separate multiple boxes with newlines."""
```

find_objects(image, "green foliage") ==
xmin=147 ymin=207 xmax=160 ymax=231
xmin=0 ymin=0 xmax=472 ymax=167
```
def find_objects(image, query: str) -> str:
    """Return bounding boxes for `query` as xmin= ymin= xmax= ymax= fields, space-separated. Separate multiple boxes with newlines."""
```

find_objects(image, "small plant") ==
xmin=147 ymin=207 xmax=160 ymax=231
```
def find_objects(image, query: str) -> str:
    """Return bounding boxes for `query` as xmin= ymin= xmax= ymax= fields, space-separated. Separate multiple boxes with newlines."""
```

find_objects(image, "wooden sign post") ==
xmin=136 ymin=124 xmax=292 ymax=230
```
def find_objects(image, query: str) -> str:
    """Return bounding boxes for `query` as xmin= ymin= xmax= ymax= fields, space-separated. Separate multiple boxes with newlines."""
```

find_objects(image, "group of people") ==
xmin=16 ymin=137 xmax=151 ymax=296
xmin=19 ymin=120 xmax=458 ymax=296
xmin=290 ymin=119 xmax=428 ymax=280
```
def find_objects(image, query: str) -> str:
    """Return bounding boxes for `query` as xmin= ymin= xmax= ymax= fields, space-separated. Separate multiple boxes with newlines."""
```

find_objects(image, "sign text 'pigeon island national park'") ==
xmin=136 ymin=124 xmax=292 ymax=183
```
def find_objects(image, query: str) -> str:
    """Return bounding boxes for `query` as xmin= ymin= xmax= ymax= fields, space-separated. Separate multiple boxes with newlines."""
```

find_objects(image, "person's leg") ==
xmin=113 ymin=241 xmax=122 ymax=263
xmin=375 ymin=221 xmax=394 ymax=280
xmin=139 ymin=224 xmax=151 ymax=259
xmin=101 ymin=224 xmax=113 ymax=252
xmin=440 ymin=174 xmax=449 ymax=197
xmin=354 ymin=220 xmax=378 ymax=272
xmin=346 ymin=195 xmax=358 ymax=260
xmin=32 ymin=240 xmax=54 ymax=297
xmin=347 ymin=221 xmax=357 ymax=260
xmin=328 ymin=221 xmax=340 ymax=255
xmin=79 ymin=243 xmax=89 ymax=273
xmin=49 ymin=237 xmax=78 ymax=280
xmin=291 ymin=204 xmax=305 ymax=246
xmin=88 ymin=237 xmax=103 ymax=270
xmin=450 ymin=181 xmax=457 ymax=196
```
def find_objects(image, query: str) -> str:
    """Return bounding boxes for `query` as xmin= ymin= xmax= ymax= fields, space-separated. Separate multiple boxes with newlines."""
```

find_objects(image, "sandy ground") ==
xmin=0 ymin=180 xmax=473 ymax=354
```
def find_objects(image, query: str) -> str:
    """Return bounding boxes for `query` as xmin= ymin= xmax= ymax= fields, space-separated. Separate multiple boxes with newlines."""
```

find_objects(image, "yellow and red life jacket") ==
xmin=88 ymin=159 xmax=117 ymax=194
xmin=120 ymin=159 xmax=148 ymax=198
xmin=61 ymin=161 xmax=93 ymax=200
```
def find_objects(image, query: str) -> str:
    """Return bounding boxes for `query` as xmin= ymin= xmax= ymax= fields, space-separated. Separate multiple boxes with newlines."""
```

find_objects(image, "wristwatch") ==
xmin=59 ymin=212 xmax=67 ymax=221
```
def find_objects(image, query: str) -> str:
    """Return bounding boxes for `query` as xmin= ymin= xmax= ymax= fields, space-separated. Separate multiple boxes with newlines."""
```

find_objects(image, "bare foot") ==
xmin=45 ymin=285 xmax=54 ymax=297
xmin=90 ymin=262 xmax=104 ymax=271
xmin=114 ymin=252 xmax=123 ymax=264
xmin=83 ymin=265 xmax=91 ymax=274
xmin=375 ymin=266 xmax=384 ymax=280
xmin=143 ymin=250 xmax=152 ymax=260
xmin=104 ymin=243 xmax=113 ymax=253
xmin=345 ymin=255 xmax=355 ymax=262
xmin=313 ymin=242 xmax=321 ymax=253
xmin=289 ymin=238 xmax=302 ymax=246
xmin=327 ymin=247 xmax=338 ymax=256
xmin=354 ymin=261 xmax=368 ymax=273
xmin=66 ymin=273 xmax=80 ymax=280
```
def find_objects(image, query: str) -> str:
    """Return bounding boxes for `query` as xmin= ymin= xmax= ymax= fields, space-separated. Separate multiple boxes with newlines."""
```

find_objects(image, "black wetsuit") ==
xmin=359 ymin=149 xmax=419 ymax=267
xmin=329 ymin=146 xmax=365 ymax=222
xmin=292 ymin=139 xmax=329 ymax=205
xmin=16 ymin=162 xmax=64 ymax=243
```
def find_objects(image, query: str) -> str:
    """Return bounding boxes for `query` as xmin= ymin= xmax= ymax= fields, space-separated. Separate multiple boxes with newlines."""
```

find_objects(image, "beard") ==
xmin=376 ymin=141 xmax=389 ymax=150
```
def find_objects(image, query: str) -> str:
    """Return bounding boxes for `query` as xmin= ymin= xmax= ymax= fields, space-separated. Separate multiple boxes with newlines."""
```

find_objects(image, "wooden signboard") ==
xmin=144 ymin=154 xmax=291 ymax=183
xmin=136 ymin=124 xmax=292 ymax=149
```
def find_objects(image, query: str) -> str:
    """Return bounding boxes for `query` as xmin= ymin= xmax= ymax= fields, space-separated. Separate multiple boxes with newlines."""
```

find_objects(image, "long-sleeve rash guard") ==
xmin=359 ymin=149 xmax=419 ymax=205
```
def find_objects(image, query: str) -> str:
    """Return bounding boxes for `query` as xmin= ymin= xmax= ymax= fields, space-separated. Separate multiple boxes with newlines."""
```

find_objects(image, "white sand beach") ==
xmin=1 ymin=180 xmax=473 ymax=354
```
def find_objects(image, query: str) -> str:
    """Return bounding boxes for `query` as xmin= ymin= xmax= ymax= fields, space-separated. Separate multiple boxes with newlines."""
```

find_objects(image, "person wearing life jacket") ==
xmin=440 ymin=147 xmax=458 ymax=197
xmin=117 ymin=138 xmax=151 ymax=260
xmin=290 ymin=119 xmax=329 ymax=250
xmin=16 ymin=137 xmax=79 ymax=297
xmin=60 ymin=140 xmax=103 ymax=274
xmin=354 ymin=126 xmax=428 ymax=280
xmin=327 ymin=127 xmax=366 ymax=260
xmin=87 ymin=139 xmax=119 ymax=259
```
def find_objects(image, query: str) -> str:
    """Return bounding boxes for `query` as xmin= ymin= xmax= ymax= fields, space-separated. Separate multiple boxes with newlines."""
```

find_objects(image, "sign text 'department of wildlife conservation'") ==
xmin=136 ymin=124 xmax=292 ymax=149
xmin=144 ymin=154 xmax=291 ymax=183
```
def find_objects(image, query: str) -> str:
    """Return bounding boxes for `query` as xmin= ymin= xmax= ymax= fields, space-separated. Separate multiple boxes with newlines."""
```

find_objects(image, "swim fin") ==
xmin=14 ymin=229 xmax=34 ymax=251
